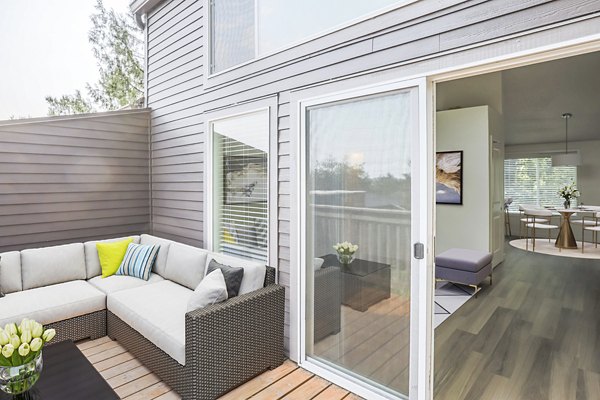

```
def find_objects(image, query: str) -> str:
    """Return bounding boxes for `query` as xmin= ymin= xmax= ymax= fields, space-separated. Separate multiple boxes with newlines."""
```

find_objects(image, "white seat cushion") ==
xmin=87 ymin=273 xmax=164 ymax=295
xmin=140 ymin=234 xmax=173 ymax=277
xmin=204 ymin=253 xmax=266 ymax=295
xmin=0 ymin=251 xmax=22 ymax=294
xmin=0 ymin=280 xmax=106 ymax=327
xmin=164 ymin=243 xmax=209 ymax=290
xmin=21 ymin=243 xmax=87 ymax=290
xmin=84 ymin=236 xmax=141 ymax=279
xmin=107 ymin=280 xmax=193 ymax=365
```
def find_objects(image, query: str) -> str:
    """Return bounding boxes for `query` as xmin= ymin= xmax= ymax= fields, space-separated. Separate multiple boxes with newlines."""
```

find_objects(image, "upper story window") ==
xmin=210 ymin=0 xmax=401 ymax=74
xmin=504 ymin=157 xmax=577 ymax=211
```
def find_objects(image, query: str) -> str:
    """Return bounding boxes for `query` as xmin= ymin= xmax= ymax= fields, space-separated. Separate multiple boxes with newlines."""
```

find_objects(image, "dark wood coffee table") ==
xmin=0 ymin=341 xmax=118 ymax=400
xmin=321 ymin=254 xmax=391 ymax=311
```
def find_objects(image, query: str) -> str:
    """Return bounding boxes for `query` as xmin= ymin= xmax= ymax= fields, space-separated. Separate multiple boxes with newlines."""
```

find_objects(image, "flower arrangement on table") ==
xmin=333 ymin=241 xmax=358 ymax=266
xmin=558 ymin=181 xmax=580 ymax=208
xmin=0 ymin=319 xmax=56 ymax=395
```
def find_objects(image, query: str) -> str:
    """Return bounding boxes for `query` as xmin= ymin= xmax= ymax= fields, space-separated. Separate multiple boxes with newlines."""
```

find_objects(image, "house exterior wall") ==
xmin=0 ymin=110 xmax=151 ymax=253
xmin=143 ymin=0 xmax=600 ymax=352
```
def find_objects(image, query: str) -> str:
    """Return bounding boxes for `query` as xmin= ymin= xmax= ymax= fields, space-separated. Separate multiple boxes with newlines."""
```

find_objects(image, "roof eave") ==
xmin=129 ymin=0 xmax=164 ymax=18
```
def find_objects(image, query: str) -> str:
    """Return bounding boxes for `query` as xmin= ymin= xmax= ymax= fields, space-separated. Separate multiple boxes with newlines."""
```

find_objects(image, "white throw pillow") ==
xmin=187 ymin=269 xmax=228 ymax=312
xmin=313 ymin=258 xmax=324 ymax=271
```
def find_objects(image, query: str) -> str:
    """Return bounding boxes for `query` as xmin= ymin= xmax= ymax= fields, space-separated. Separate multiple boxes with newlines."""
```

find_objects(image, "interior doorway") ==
xmin=432 ymin=49 xmax=600 ymax=399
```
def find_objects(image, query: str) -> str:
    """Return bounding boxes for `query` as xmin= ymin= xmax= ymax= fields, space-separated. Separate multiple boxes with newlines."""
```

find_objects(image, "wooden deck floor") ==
xmin=78 ymin=337 xmax=361 ymax=400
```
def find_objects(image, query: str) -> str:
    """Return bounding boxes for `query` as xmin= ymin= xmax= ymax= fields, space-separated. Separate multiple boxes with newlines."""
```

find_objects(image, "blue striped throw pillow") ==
xmin=116 ymin=243 xmax=160 ymax=281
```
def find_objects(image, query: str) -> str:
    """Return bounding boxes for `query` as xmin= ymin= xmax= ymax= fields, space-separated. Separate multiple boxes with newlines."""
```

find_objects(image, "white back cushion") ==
xmin=21 ymin=243 xmax=87 ymax=290
xmin=140 ymin=234 xmax=173 ymax=276
xmin=164 ymin=243 xmax=208 ymax=290
xmin=0 ymin=251 xmax=22 ymax=294
xmin=204 ymin=253 xmax=266 ymax=295
xmin=84 ymin=236 xmax=141 ymax=279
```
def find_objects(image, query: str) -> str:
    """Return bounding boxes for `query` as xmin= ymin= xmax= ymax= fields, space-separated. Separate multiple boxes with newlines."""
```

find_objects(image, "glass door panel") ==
xmin=305 ymin=87 xmax=419 ymax=398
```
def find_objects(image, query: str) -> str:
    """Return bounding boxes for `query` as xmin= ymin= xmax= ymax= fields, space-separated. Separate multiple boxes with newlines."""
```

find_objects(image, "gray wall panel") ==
xmin=0 ymin=110 xmax=150 ymax=252
xmin=145 ymin=0 xmax=600 ymax=353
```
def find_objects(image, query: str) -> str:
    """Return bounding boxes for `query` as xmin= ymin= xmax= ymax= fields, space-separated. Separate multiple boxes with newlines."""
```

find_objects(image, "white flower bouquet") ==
xmin=0 ymin=319 xmax=55 ymax=394
xmin=558 ymin=181 xmax=580 ymax=201
xmin=0 ymin=319 xmax=54 ymax=367
xmin=333 ymin=241 xmax=358 ymax=265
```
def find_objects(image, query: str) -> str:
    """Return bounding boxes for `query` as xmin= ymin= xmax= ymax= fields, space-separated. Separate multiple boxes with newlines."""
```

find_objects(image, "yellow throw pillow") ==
xmin=97 ymin=238 xmax=134 ymax=278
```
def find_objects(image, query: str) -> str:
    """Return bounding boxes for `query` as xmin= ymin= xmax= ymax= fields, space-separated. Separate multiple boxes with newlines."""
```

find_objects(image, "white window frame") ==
xmin=205 ymin=0 xmax=418 ymax=78
xmin=295 ymin=77 xmax=433 ymax=400
xmin=204 ymin=98 xmax=278 ymax=271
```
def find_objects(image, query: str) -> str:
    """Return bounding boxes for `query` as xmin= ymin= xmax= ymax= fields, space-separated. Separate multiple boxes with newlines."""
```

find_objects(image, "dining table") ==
xmin=555 ymin=208 xmax=578 ymax=249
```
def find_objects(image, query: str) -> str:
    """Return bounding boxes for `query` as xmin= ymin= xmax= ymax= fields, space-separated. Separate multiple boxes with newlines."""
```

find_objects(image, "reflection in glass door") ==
xmin=304 ymin=87 xmax=419 ymax=398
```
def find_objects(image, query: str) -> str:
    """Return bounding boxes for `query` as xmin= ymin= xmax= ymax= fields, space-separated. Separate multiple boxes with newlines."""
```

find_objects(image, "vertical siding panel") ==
xmin=0 ymin=110 xmax=151 ymax=252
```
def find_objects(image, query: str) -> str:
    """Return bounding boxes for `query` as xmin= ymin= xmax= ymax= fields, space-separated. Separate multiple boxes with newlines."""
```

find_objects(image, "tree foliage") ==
xmin=45 ymin=0 xmax=144 ymax=116
xmin=46 ymin=90 xmax=93 ymax=116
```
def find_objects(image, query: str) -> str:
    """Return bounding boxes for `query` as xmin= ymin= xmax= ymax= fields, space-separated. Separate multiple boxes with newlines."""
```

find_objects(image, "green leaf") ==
xmin=11 ymin=352 xmax=22 ymax=366
xmin=0 ymin=355 xmax=11 ymax=367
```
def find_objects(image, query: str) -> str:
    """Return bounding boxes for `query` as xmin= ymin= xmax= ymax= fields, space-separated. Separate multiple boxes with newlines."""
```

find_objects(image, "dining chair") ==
xmin=519 ymin=204 xmax=548 ymax=239
xmin=573 ymin=206 xmax=600 ymax=228
xmin=582 ymin=211 xmax=600 ymax=253
xmin=523 ymin=208 xmax=559 ymax=252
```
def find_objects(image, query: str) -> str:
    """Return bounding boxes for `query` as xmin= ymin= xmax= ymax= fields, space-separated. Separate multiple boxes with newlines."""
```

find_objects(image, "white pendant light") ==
xmin=552 ymin=112 xmax=582 ymax=166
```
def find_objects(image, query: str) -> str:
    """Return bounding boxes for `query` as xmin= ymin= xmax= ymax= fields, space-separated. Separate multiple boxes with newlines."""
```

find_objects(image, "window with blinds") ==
xmin=211 ymin=110 xmax=269 ymax=262
xmin=504 ymin=157 xmax=577 ymax=211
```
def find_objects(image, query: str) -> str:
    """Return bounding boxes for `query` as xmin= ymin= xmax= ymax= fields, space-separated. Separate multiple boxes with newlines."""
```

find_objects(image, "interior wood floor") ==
xmin=434 ymin=240 xmax=600 ymax=400
xmin=78 ymin=337 xmax=362 ymax=399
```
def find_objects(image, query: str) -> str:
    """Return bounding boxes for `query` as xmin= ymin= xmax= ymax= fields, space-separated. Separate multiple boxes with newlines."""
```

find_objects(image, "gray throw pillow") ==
xmin=207 ymin=259 xmax=244 ymax=298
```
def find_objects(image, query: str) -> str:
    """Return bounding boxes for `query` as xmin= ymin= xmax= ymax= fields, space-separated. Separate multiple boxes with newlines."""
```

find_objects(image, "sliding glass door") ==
xmin=300 ymin=79 xmax=431 ymax=399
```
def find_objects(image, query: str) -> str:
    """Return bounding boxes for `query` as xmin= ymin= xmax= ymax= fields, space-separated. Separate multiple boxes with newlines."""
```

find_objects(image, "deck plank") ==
xmin=249 ymin=368 xmax=314 ymax=400
xmin=284 ymin=375 xmax=331 ymax=399
xmin=80 ymin=337 xmax=358 ymax=400
xmin=107 ymin=365 xmax=152 ymax=389
xmin=76 ymin=336 xmax=112 ymax=351
xmin=218 ymin=360 xmax=298 ymax=400
xmin=312 ymin=384 xmax=351 ymax=400
xmin=114 ymin=373 xmax=161 ymax=398
xmin=100 ymin=359 xmax=144 ymax=380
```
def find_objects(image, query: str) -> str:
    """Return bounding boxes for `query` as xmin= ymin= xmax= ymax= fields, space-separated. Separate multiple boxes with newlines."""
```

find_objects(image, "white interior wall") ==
xmin=436 ymin=73 xmax=503 ymax=113
xmin=436 ymin=106 xmax=491 ymax=255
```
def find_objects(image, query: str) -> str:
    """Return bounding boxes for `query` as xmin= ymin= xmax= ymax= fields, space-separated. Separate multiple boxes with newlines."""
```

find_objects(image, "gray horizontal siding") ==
xmin=0 ymin=110 xmax=151 ymax=253
xmin=147 ymin=0 xmax=204 ymax=246
xmin=144 ymin=0 xmax=600 ymax=353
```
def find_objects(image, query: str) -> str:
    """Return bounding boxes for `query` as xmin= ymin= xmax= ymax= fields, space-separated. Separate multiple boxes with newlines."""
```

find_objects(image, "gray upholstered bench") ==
xmin=435 ymin=248 xmax=493 ymax=296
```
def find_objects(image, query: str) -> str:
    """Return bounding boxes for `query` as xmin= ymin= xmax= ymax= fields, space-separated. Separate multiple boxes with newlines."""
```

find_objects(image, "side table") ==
xmin=321 ymin=254 xmax=391 ymax=312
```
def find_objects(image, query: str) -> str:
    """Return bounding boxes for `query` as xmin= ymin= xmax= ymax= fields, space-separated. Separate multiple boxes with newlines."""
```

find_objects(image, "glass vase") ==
xmin=564 ymin=200 xmax=571 ymax=209
xmin=0 ymin=351 xmax=43 ymax=395
xmin=337 ymin=253 xmax=355 ymax=266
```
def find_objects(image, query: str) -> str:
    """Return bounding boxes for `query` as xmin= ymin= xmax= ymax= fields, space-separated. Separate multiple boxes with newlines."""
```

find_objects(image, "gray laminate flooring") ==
xmin=434 ymin=241 xmax=600 ymax=400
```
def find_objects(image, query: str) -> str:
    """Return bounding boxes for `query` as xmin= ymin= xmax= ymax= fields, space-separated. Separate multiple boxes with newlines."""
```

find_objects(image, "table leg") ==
xmin=555 ymin=213 xmax=578 ymax=249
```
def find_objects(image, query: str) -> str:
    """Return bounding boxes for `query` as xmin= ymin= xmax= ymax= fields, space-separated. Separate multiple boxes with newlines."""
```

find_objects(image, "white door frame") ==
xmin=296 ymin=76 xmax=434 ymax=400
xmin=288 ymin=28 xmax=600 ymax=400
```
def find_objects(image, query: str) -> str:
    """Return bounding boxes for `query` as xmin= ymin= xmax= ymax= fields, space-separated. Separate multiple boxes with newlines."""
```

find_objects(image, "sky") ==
xmin=0 ymin=0 xmax=130 ymax=120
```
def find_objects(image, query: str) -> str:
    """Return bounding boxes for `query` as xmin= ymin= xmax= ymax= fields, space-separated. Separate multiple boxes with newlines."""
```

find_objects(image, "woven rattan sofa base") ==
xmin=107 ymin=266 xmax=285 ymax=400
xmin=107 ymin=311 xmax=187 ymax=393
xmin=45 ymin=310 xmax=107 ymax=344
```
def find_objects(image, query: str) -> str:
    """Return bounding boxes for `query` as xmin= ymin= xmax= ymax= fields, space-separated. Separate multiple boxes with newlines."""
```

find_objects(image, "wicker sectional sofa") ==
xmin=0 ymin=234 xmax=285 ymax=399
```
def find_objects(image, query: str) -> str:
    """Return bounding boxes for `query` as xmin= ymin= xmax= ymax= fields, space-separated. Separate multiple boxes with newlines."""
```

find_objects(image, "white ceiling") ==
xmin=438 ymin=51 xmax=600 ymax=146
